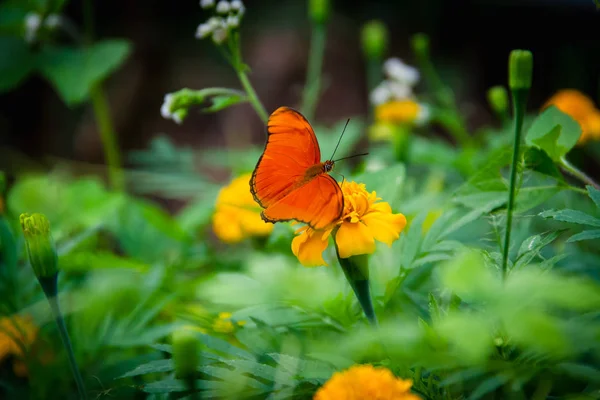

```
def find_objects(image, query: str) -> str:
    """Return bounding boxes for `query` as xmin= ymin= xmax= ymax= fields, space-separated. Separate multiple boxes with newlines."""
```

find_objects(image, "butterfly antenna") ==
xmin=329 ymin=118 xmax=351 ymax=161
xmin=333 ymin=152 xmax=369 ymax=163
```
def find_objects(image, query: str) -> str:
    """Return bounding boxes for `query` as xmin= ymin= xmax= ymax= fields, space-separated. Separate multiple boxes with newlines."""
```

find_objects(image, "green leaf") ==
xmin=119 ymin=359 xmax=173 ymax=378
xmin=524 ymin=147 xmax=564 ymax=181
xmin=567 ymin=229 xmax=600 ymax=243
xmin=467 ymin=375 xmax=509 ymax=400
xmin=0 ymin=37 xmax=36 ymax=92
xmin=525 ymin=106 xmax=581 ymax=161
xmin=539 ymin=209 xmax=600 ymax=227
xmin=39 ymin=40 xmax=131 ymax=106
xmin=587 ymin=185 xmax=600 ymax=209
xmin=556 ymin=362 xmax=600 ymax=384
xmin=202 ymin=93 xmax=248 ymax=113
xmin=142 ymin=379 xmax=186 ymax=394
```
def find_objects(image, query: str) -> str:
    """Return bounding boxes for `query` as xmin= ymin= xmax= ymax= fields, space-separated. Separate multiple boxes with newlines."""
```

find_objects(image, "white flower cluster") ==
xmin=24 ymin=12 xmax=63 ymax=43
xmin=161 ymin=93 xmax=184 ymax=124
xmin=196 ymin=0 xmax=245 ymax=44
xmin=370 ymin=58 xmax=421 ymax=106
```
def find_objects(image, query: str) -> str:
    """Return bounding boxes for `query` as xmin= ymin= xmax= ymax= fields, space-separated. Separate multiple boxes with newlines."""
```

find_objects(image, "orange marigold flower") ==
xmin=212 ymin=173 xmax=273 ymax=243
xmin=314 ymin=364 xmax=422 ymax=400
xmin=0 ymin=314 xmax=38 ymax=377
xmin=543 ymin=89 xmax=600 ymax=144
xmin=292 ymin=181 xmax=406 ymax=267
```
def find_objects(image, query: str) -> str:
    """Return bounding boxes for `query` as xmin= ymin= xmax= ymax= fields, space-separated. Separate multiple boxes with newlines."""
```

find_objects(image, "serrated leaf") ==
xmin=119 ymin=359 xmax=173 ymax=378
xmin=525 ymin=106 xmax=581 ymax=161
xmin=199 ymin=334 xmax=256 ymax=360
xmin=539 ymin=209 xmax=600 ymax=227
xmin=39 ymin=40 xmax=131 ymax=106
xmin=141 ymin=379 xmax=186 ymax=394
xmin=587 ymin=185 xmax=600 ymax=209
xmin=567 ymin=229 xmax=600 ymax=243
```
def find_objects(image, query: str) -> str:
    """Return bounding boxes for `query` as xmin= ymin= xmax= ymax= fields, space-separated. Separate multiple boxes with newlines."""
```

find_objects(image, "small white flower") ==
xmin=365 ymin=158 xmax=386 ymax=173
xmin=24 ymin=12 xmax=41 ymax=43
xmin=384 ymin=58 xmax=420 ymax=86
xmin=195 ymin=22 xmax=213 ymax=39
xmin=387 ymin=81 xmax=413 ymax=100
xmin=200 ymin=0 xmax=215 ymax=8
xmin=226 ymin=15 xmax=239 ymax=28
xmin=172 ymin=111 xmax=184 ymax=125
xmin=415 ymin=103 xmax=431 ymax=126
xmin=369 ymin=84 xmax=390 ymax=106
xmin=230 ymin=0 xmax=245 ymax=14
xmin=160 ymin=93 xmax=174 ymax=119
xmin=207 ymin=16 xmax=222 ymax=29
xmin=216 ymin=1 xmax=230 ymax=13
xmin=212 ymin=27 xmax=228 ymax=44
xmin=44 ymin=14 xmax=61 ymax=29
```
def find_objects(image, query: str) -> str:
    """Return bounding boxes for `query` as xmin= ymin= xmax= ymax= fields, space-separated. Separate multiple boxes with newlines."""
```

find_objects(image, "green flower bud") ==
xmin=172 ymin=330 xmax=199 ymax=380
xmin=309 ymin=0 xmax=330 ymax=24
xmin=361 ymin=20 xmax=388 ymax=60
xmin=20 ymin=213 xmax=58 ymax=279
xmin=508 ymin=50 xmax=533 ymax=90
xmin=411 ymin=33 xmax=430 ymax=59
xmin=487 ymin=86 xmax=509 ymax=115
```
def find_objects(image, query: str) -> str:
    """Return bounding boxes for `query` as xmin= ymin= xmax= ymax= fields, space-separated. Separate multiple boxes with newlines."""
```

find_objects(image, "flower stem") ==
xmin=90 ymin=85 xmax=124 ymax=191
xmin=39 ymin=274 xmax=88 ymax=400
xmin=301 ymin=22 xmax=327 ymax=121
xmin=501 ymin=88 xmax=528 ymax=281
xmin=559 ymin=156 xmax=600 ymax=190
xmin=236 ymin=69 xmax=268 ymax=124
xmin=335 ymin=251 xmax=378 ymax=326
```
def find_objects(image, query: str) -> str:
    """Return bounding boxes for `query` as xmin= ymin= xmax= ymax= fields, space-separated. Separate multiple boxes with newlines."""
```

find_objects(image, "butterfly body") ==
xmin=250 ymin=107 xmax=344 ymax=230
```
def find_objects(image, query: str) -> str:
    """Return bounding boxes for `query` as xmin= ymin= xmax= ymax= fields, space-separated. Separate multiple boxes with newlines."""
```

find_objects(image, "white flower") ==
xmin=230 ymin=0 xmax=245 ymax=14
xmin=200 ymin=0 xmax=215 ymax=8
xmin=172 ymin=110 xmax=184 ymax=125
xmin=384 ymin=58 xmax=420 ymax=86
xmin=195 ymin=22 xmax=213 ymax=39
xmin=44 ymin=14 xmax=61 ymax=29
xmin=226 ymin=15 xmax=239 ymax=28
xmin=216 ymin=1 xmax=230 ymax=13
xmin=207 ymin=16 xmax=222 ymax=29
xmin=212 ymin=27 xmax=228 ymax=44
xmin=160 ymin=93 xmax=174 ymax=119
xmin=365 ymin=158 xmax=386 ymax=173
xmin=24 ymin=12 xmax=41 ymax=43
xmin=369 ymin=84 xmax=390 ymax=106
xmin=387 ymin=81 xmax=412 ymax=100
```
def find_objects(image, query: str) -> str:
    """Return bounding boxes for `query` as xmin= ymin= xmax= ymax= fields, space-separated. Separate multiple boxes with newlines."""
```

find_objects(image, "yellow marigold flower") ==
xmin=212 ymin=173 xmax=273 ymax=243
xmin=375 ymin=100 xmax=422 ymax=124
xmin=314 ymin=364 xmax=421 ymax=400
xmin=212 ymin=312 xmax=246 ymax=334
xmin=292 ymin=181 xmax=406 ymax=267
xmin=543 ymin=89 xmax=600 ymax=144
xmin=0 ymin=315 xmax=38 ymax=376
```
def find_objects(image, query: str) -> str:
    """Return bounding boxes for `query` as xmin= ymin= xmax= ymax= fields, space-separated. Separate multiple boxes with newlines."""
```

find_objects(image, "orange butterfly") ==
xmin=250 ymin=107 xmax=344 ymax=230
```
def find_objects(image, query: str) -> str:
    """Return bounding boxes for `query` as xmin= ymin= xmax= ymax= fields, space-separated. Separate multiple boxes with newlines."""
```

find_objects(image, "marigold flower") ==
xmin=314 ymin=364 xmax=421 ymax=400
xmin=0 ymin=315 xmax=38 ymax=377
xmin=376 ymin=100 xmax=421 ymax=124
xmin=292 ymin=181 xmax=406 ymax=267
xmin=542 ymin=89 xmax=600 ymax=144
xmin=212 ymin=173 xmax=273 ymax=243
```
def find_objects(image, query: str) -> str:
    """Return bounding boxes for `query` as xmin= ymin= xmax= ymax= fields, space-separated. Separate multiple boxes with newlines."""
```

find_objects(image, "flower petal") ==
xmin=292 ymin=229 xmax=330 ymax=267
xmin=362 ymin=208 xmax=407 ymax=246
xmin=335 ymin=221 xmax=376 ymax=258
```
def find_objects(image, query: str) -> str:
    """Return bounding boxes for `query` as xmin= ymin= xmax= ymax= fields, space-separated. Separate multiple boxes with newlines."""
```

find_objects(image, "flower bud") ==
xmin=172 ymin=330 xmax=199 ymax=380
xmin=411 ymin=33 xmax=430 ymax=59
xmin=487 ymin=86 xmax=509 ymax=116
xmin=20 ymin=213 xmax=58 ymax=279
xmin=309 ymin=0 xmax=330 ymax=24
xmin=361 ymin=20 xmax=388 ymax=60
xmin=508 ymin=50 xmax=533 ymax=90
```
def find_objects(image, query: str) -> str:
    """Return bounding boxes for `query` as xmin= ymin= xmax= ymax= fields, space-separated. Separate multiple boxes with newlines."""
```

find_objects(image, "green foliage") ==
xmin=525 ymin=106 xmax=581 ymax=162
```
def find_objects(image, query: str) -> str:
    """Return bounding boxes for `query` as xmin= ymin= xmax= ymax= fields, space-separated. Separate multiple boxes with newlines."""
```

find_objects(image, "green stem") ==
xmin=186 ymin=377 xmax=199 ymax=400
xmin=39 ymin=274 xmax=88 ymax=400
xmin=301 ymin=22 xmax=327 ymax=121
xmin=559 ymin=156 xmax=600 ymax=190
xmin=501 ymin=88 xmax=528 ymax=281
xmin=334 ymin=249 xmax=378 ymax=326
xmin=90 ymin=86 xmax=124 ymax=191
xmin=237 ymin=69 xmax=268 ymax=124
xmin=366 ymin=57 xmax=382 ymax=122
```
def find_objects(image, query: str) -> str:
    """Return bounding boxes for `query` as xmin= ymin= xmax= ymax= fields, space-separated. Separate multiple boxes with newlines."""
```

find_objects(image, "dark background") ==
xmin=1 ymin=0 xmax=598 ymax=171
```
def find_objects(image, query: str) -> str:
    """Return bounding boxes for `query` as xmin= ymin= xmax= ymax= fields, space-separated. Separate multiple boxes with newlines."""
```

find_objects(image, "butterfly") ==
xmin=250 ymin=107 xmax=345 ymax=230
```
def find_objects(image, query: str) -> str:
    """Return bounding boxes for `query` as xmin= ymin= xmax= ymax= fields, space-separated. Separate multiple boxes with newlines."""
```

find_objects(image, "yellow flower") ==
xmin=292 ymin=181 xmax=406 ymax=267
xmin=0 ymin=315 xmax=38 ymax=377
xmin=376 ymin=100 xmax=421 ymax=124
xmin=212 ymin=173 xmax=273 ymax=243
xmin=314 ymin=364 xmax=421 ymax=400
xmin=543 ymin=89 xmax=600 ymax=144
xmin=212 ymin=312 xmax=246 ymax=334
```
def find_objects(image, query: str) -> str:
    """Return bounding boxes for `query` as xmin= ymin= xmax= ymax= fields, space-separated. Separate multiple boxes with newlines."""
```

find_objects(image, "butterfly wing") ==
xmin=261 ymin=173 xmax=344 ymax=230
xmin=250 ymin=106 xmax=343 ymax=230
xmin=250 ymin=106 xmax=321 ymax=207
